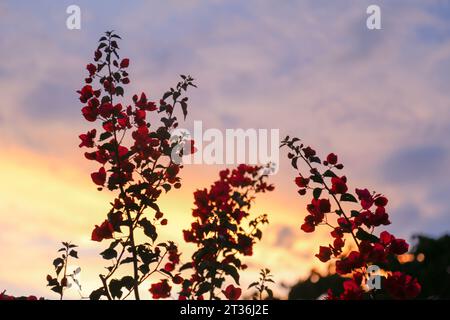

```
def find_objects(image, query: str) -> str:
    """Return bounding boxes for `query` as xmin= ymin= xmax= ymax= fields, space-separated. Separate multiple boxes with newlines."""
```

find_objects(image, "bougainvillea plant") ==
xmin=78 ymin=31 xmax=195 ymax=300
xmin=248 ymin=268 xmax=275 ymax=300
xmin=281 ymin=136 xmax=421 ymax=300
xmin=0 ymin=31 xmax=426 ymax=301
xmin=168 ymin=164 xmax=274 ymax=300
xmin=46 ymin=242 xmax=81 ymax=300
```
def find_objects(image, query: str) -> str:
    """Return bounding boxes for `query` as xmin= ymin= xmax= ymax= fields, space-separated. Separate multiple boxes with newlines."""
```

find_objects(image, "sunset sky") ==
xmin=1 ymin=0 xmax=449 ymax=299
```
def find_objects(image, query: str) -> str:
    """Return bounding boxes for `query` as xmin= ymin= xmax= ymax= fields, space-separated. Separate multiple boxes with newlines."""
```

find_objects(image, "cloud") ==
xmin=392 ymin=202 xmax=450 ymax=239
xmin=381 ymin=145 xmax=449 ymax=184
xmin=274 ymin=225 xmax=296 ymax=249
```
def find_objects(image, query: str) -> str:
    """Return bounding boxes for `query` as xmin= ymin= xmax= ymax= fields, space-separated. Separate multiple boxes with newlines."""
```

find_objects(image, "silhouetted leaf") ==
xmin=89 ymin=288 xmax=106 ymax=300
xmin=139 ymin=218 xmax=157 ymax=242
xmin=196 ymin=282 xmax=211 ymax=296
xmin=180 ymin=100 xmax=188 ymax=120
xmin=313 ymin=188 xmax=322 ymax=199
xmin=356 ymin=228 xmax=379 ymax=243
xmin=340 ymin=193 xmax=358 ymax=203
xmin=323 ymin=169 xmax=337 ymax=178
xmin=222 ymin=265 xmax=240 ymax=285
xmin=100 ymin=248 xmax=117 ymax=260
xmin=109 ymin=279 xmax=123 ymax=299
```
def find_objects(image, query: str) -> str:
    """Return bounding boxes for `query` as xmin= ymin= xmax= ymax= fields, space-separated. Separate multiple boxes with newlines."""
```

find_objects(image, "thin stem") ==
xmin=102 ymin=34 xmax=141 ymax=300
xmin=100 ymin=275 xmax=112 ymax=300
xmin=60 ymin=246 xmax=69 ymax=301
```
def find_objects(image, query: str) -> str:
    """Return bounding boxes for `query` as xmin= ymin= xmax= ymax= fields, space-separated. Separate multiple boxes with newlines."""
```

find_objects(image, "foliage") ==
xmin=281 ymin=136 xmax=421 ymax=299
xmin=78 ymin=31 xmax=195 ymax=300
xmin=172 ymin=165 xmax=274 ymax=300
xmin=46 ymin=242 xmax=80 ymax=300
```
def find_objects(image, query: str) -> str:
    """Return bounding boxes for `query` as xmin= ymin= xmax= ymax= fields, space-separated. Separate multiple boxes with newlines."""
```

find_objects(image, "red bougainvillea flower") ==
xmin=172 ymin=275 xmax=183 ymax=285
xmin=355 ymin=188 xmax=374 ymax=210
xmin=303 ymin=146 xmax=316 ymax=159
xmin=300 ymin=215 xmax=316 ymax=233
xmin=86 ymin=63 xmax=96 ymax=76
xmin=0 ymin=293 xmax=39 ymax=300
xmin=149 ymin=280 xmax=172 ymax=299
xmin=164 ymin=263 xmax=175 ymax=272
xmin=79 ymin=129 xmax=97 ymax=148
xmin=375 ymin=196 xmax=388 ymax=207
xmin=380 ymin=231 xmax=409 ymax=255
xmin=326 ymin=153 xmax=338 ymax=165
xmin=237 ymin=234 xmax=254 ymax=256
xmin=120 ymin=58 xmax=130 ymax=68
xmin=77 ymin=85 xmax=100 ymax=104
xmin=98 ymin=102 xmax=114 ymax=118
xmin=183 ymin=230 xmax=196 ymax=243
xmin=339 ymin=279 xmax=363 ymax=300
xmin=295 ymin=175 xmax=310 ymax=188
xmin=330 ymin=176 xmax=348 ymax=194
xmin=91 ymin=220 xmax=114 ymax=242
xmin=91 ymin=167 xmax=106 ymax=186
xmin=315 ymin=246 xmax=332 ymax=262
xmin=222 ymin=285 xmax=242 ymax=300
xmin=385 ymin=271 xmax=421 ymax=299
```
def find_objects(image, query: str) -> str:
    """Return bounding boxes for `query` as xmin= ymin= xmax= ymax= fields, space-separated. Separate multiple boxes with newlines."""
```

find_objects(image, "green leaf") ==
xmin=180 ymin=100 xmax=188 ymax=120
xmin=179 ymin=262 xmax=193 ymax=272
xmin=254 ymin=229 xmax=262 ymax=240
xmin=120 ymin=276 xmax=134 ymax=290
xmin=162 ymin=91 xmax=172 ymax=101
xmin=323 ymin=169 xmax=337 ymax=178
xmin=51 ymin=286 xmax=63 ymax=294
xmin=109 ymin=279 xmax=123 ymax=299
xmin=340 ymin=193 xmax=358 ymax=203
xmin=69 ymin=250 xmax=78 ymax=259
xmin=99 ymin=131 xmax=112 ymax=141
xmin=313 ymin=188 xmax=322 ymax=199
xmin=139 ymin=218 xmax=157 ymax=242
xmin=89 ymin=287 xmax=106 ymax=300
xmin=196 ymin=282 xmax=211 ymax=296
xmin=291 ymin=157 xmax=298 ymax=170
xmin=139 ymin=264 xmax=150 ymax=274
xmin=100 ymin=248 xmax=117 ymax=260
xmin=351 ymin=210 xmax=360 ymax=217
xmin=222 ymin=265 xmax=240 ymax=285
xmin=356 ymin=228 xmax=379 ymax=243
xmin=115 ymin=86 xmax=124 ymax=96
xmin=310 ymin=156 xmax=321 ymax=164
xmin=53 ymin=257 xmax=64 ymax=268
xmin=161 ymin=184 xmax=171 ymax=193
xmin=310 ymin=174 xmax=323 ymax=184
xmin=47 ymin=277 xmax=59 ymax=287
